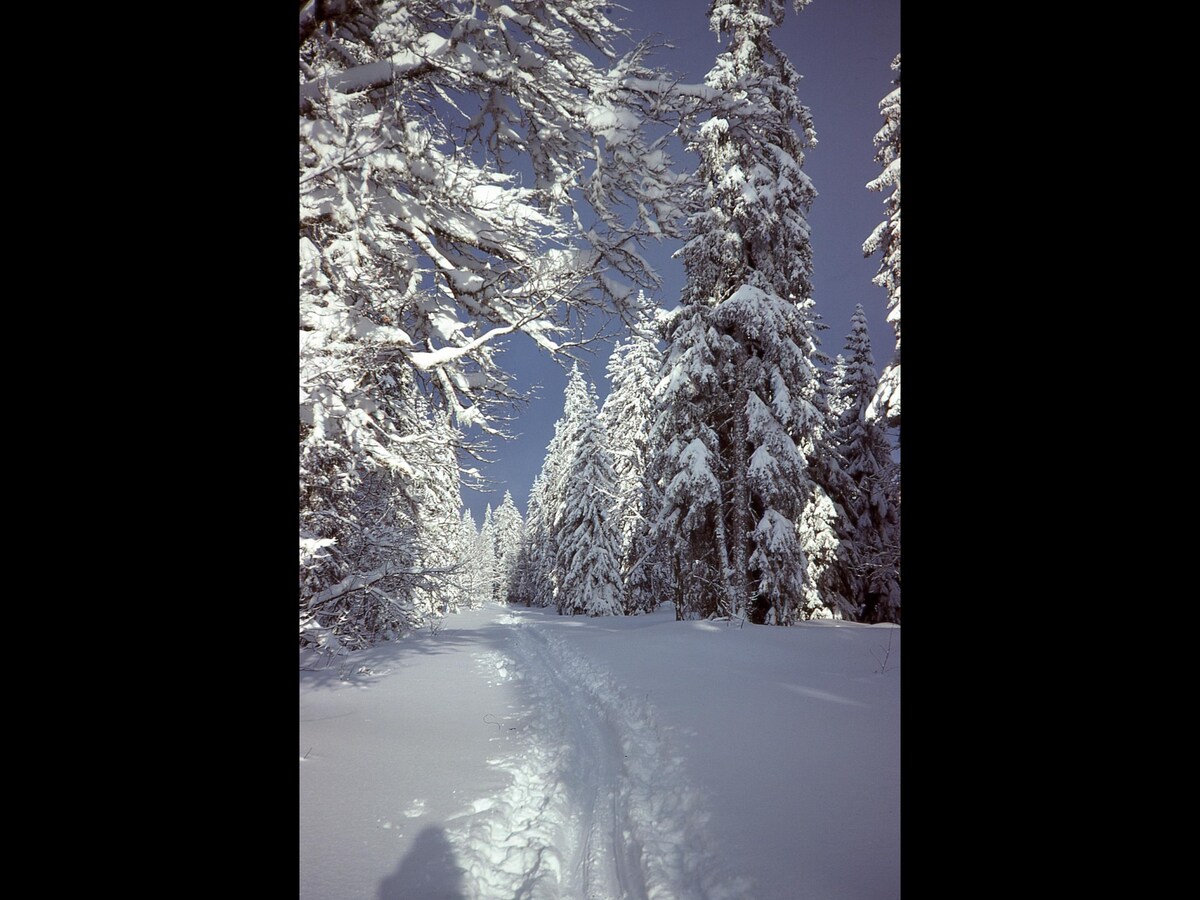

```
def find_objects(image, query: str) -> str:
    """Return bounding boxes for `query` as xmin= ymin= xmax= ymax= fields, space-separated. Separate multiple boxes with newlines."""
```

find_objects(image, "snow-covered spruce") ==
xmin=511 ymin=363 xmax=627 ymax=616
xmin=864 ymin=52 xmax=901 ymax=432
xmin=825 ymin=305 xmax=900 ymax=623
xmin=510 ymin=365 xmax=589 ymax=609
xmin=599 ymin=295 xmax=665 ymax=595
xmin=488 ymin=491 xmax=525 ymax=604
xmin=451 ymin=614 xmax=751 ymax=899
xmin=555 ymin=382 xmax=625 ymax=617
xmin=641 ymin=0 xmax=835 ymax=624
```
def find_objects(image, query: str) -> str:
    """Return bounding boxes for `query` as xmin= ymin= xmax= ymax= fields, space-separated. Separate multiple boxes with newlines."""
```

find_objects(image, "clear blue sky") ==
xmin=462 ymin=0 xmax=901 ymax=525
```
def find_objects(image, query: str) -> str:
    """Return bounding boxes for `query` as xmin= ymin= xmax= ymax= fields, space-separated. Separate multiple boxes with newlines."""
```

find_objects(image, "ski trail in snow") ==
xmin=450 ymin=612 xmax=752 ymax=900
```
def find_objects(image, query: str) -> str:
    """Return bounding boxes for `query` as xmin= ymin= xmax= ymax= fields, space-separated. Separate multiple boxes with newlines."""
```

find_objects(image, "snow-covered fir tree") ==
xmin=490 ymin=491 xmax=524 ymax=603
xmin=509 ymin=365 xmax=591 ymax=608
xmin=556 ymin=382 xmax=625 ymax=616
xmin=599 ymin=294 xmax=664 ymax=603
xmin=300 ymin=370 xmax=465 ymax=651
xmin=455 ymin=509 xmax=489 ymax=609
xmin=788 ymin=295 xmax=845 ymax=622
xmin=642 ymin=0 xmax=829 ymax=624
xmin=410 ymin=422 xmax=471 ymax=620
xmin=636 ymin=299 xmax=732 ymax=619
xmin=478 ymin=504 xmax=497 ymax=603
xmin=830 ymin=305 xmax=900 ymax=622
xmin=828 ymin=355 xmax=851 ymax=423
xmin=299 ymin=0 xmax=691 ymax=649
xmin=864 ymin=52 xmax=901 ymax=433
xmin=509 ymin=470 xmax=552 ymax=607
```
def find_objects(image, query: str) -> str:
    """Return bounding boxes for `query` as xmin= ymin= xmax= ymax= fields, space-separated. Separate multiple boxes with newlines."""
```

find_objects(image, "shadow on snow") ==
xmin=298 ymin=617 xmax=518 ymax=691
xmin=377 ymin=825 xmax=466 ymax=900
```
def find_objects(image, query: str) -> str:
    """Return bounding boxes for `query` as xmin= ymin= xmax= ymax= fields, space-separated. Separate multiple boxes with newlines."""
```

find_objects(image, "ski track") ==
xmin=450 ymin=612 xmax=752 ymax=900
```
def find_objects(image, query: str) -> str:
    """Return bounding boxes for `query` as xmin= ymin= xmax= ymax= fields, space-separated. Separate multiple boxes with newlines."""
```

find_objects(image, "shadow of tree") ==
xmin=377 ymin=826 xmax=466 ymax=900
xmin=299 ymin=619 xmax=519 ymax=690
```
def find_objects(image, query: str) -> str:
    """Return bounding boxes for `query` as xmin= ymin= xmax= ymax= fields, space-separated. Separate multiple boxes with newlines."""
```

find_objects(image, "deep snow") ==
xmin=299 ymin=603 xmax=900 ymax=899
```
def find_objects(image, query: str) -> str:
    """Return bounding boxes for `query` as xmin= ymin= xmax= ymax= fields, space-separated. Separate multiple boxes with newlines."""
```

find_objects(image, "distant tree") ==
xmin=832 ymin=306 xmax=900 ymax=622
xmin=599 ymin=294 xmax=664 ymax=588
xmin=410 ymin=423 xmax=471 ymax=618
xmin=509 ymin=364 xmax=591 ymax=608
xmin=864 ymin=53 xmax=901 ymax=433
xmin=827 ymin=354 xmax=851 ymax=422
xmin=478 ymin=503 xmax=497 ymax=603
xmin=490 ymin=491 xmax=524 ymax=603
xmin=455 ymin=509 xmax=489 ymax=608
xmin=788 ymin=296 xmax=845 ymax=622
xmin=510 ymin=470 xmax=553 ymax=607
xmin=556 ymin=383 xmax=625 ymax=616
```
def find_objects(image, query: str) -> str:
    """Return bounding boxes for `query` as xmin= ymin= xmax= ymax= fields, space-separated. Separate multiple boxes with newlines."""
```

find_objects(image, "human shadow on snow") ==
xmin=377 ymin=826 xmax=466 ymax=900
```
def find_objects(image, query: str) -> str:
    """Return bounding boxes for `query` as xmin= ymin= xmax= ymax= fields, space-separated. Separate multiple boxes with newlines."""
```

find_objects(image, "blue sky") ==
xmin=461 ymin=0 xmax=901 ymax=525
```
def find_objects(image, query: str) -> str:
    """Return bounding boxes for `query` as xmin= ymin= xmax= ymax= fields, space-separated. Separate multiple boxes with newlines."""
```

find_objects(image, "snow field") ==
xmin=301 ymin=602 xmax=899 ymax=899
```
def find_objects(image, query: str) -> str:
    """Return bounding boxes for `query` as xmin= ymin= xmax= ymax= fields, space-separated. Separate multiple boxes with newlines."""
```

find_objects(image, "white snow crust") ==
xmin=300 ymin=603 xmax=900 ymax=899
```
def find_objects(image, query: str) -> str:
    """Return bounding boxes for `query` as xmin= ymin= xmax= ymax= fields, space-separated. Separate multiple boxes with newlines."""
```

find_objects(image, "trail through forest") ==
xmin=455 ymin=610 xmax=747 ymax=899
xmin=299 ymin=602 xmax=901 ymax=900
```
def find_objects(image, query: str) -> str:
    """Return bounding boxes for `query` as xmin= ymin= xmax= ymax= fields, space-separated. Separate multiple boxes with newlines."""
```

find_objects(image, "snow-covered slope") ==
xmin=299 ymin=603 xmax=900 ymax=899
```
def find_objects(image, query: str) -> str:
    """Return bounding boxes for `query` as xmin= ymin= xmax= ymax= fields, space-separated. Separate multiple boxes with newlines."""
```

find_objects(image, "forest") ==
xmin=299 ymin=0 xmax=902 ymax=653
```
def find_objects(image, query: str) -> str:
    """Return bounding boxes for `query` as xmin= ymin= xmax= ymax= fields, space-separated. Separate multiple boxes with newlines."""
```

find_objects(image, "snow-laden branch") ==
xmin=299 ymin=33 xmax=451 ymax=111
xmin=305 ymin=559 xmax=461 ymax=610
xmin=409 ymin=316 xmax=555 ymax=371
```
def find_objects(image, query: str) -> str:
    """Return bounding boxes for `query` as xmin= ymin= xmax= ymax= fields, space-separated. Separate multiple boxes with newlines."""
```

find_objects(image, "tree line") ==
xmin=299 ymin=0 xmax=901 ymax=652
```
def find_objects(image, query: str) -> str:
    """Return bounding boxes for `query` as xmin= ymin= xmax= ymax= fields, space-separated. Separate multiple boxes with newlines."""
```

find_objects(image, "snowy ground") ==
xmin=299 ymin=603 xmax=900 ymax=899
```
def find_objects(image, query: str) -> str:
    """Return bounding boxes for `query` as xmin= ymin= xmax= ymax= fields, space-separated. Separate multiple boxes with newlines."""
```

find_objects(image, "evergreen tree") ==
xmin=411 ymin=421 xmax=470 ymax=618
xmin=300 ymin=374 xmax=465 ymax=651
xmin=832 ymin=305 xmax=900 ymax=622
xmin=478 ymin=504 xmax=497 ymax=603
xmin=599 ymin=294 xmax=664 ymax=593
xmin=828 ymin=355 xmax=851 ymax=423
xmin=556 ymin=383 xmax=625 ymax=616
xmin=510 ymin=470 xmax=552 ymax=607
xmin=299 ymin=0 xmax=691 ymax=649
xmin=864 ymin=52 xmax=901 ymax=433
xmin=509 ymin=364 xmax=591 ymax=608
xmin=640 ymin=300 xmax=733 ymax=619
xmin=456 ymin=509 xmax=489 ymax=609
xmin=644 ymin=0 xmax=824 ymax=624
xmin=491 ymin=491 xmax=525 ymax=603
xmin=787 ymin=295 xmax=845 ymax=621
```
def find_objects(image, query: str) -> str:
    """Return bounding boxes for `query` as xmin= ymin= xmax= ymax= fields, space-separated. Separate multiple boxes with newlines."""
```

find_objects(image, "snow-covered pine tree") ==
xmin=490 ymin=491 xmax=524 ymax=603
xmin=831 ymin=305 xmax=900 ymax=622
xmin=508 ymin=364 xmax=591 ymax=608
xmin=638 ymin=299 xmax=733 ymax=620
xmin=599 ymin=294 xmax=664 ymax=600
xmin=299 ymin=0 xmax=691 ymax=648
xmin=478 ymin=503 xmax=497 ymax=602
xmin=410 ymin=418 xmax=470 ymax=619
xmin=300 ymin=370 xmax=464 ymax=651
xmin=556 ymin=382 xmax=625 ymax=616
xmin=509 ymin=470 xmax=551 ymax=607
xmin=828 ymin=354 xmax=851 ymax=423
xmin=788 ymin=294 xmax=846 ymax=621
xmin=455 ymin=509 xmax=488 ymax=609
xmin=802 ymin=355 xmax=859 ymax=620
xmin=645 ymin=0 xmax=824 ymax=624
xmin=864 ymin=52 xmax=901 ymax=433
